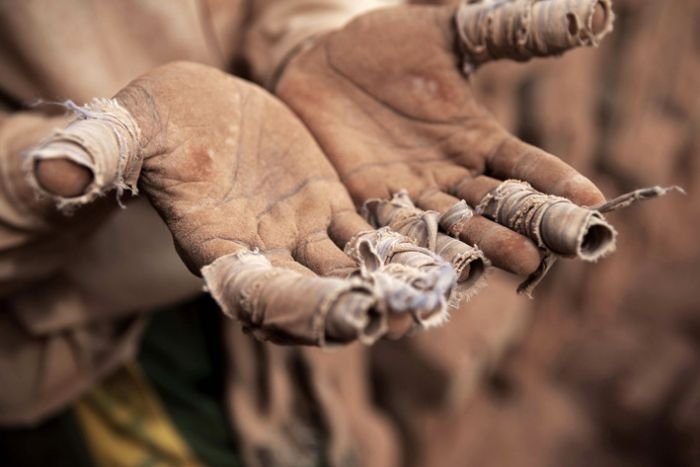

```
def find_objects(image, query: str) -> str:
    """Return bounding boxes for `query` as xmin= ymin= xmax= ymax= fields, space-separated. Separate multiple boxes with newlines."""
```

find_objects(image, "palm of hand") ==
xmin=277 ymin=5 xmax=607 ymax=275
xmin=279 ymin=7 xmax=494 ymax=200
xmin=120 ymin=63 xmax=358 ymax=274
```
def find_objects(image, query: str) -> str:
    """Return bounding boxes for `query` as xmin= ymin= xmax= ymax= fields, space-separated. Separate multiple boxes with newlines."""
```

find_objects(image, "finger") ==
xmin=434 ymin=233 xmax=487 ymax=292
xmin=269 ymin=244 xmax=440 ymax=341
xmin=345 ymin=228 xmax=454 ymax=315
xmin=453 ymin=175 xmax=616 ymax=260
xmin=25 ymin=99 xmax=143 ymax=210
xmin=487 ymin=135 xmax=606 ymax=207
xmin=456 ymin=0 xmax=614 ymax=73
xmin=451 ymin=174 xmax=500 ymax=207
xmin=364 ymin=191 xmax=488 ymax=290
xmin=268 ymin=250 xmax=395 ymax=340
xmin=468 ymin=179 xmax=617 ymax=261
xmin=202 ymin=248 xmax=387 ymax=346
xmin=386 ymin=312 xmax=417 ymax=341
xmin=332 ymin=208 xmax=457 ymax=328
xmin=34 ymin=158 xmax=94 ymax=198
xmin=264 ymin=249 xmax=316 ymax=276
xmin=293 ymin=231 xmax=357 ymax=277
xmin=433 ymin=164 xmax=472 ymax=193
xmin=416 ymin=190 xmax=542 ymax=276
xmin=328 ymin=209 xmax=374 ymax=247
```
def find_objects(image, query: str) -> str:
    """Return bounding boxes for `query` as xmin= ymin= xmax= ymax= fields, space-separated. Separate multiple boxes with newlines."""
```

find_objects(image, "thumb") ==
xmin=34 ymin=157 xmax=94 ymax=198
xmin=27 ymin=98 xmax=144 ymax=210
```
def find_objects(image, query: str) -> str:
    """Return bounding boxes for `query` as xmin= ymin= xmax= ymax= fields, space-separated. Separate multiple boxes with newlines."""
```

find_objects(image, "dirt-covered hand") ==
xmin=276 ymin=0 xmax=615 ymax=279
xmin=26 ymin=62 xmax=457 ymax=345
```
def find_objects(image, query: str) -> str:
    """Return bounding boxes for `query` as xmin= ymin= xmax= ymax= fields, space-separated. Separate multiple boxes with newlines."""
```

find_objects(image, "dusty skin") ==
xmin=28 ymin=62 xmax=458 ymax=345
xmin=275 ymin=0 xmax=614 ymax=278
xmin=276 ymin=0 xmax=680 ymax=293
xmin=374 ymin=1 xmax=698 ymax=466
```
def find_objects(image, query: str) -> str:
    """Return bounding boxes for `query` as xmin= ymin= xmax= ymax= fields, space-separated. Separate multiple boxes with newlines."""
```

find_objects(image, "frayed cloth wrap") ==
xmin=23 ymin=98 xmax=142 ymax=210
xmin=476 ymin=180 xmax=683 ymax=296
xmin=475 ymin=180 xmax=617 ymax=260
xmin=202 ymin=251 xmax=382 ymax=346
xmin=202 ymin=233 xmax=458 ymax=346
xmin=456 ymin=0 xmax=615 ymax=73
xmin=363 ymin=192 xmax=488 ymax=298
xmin=346 ymin=228 xmax=456 ymax=330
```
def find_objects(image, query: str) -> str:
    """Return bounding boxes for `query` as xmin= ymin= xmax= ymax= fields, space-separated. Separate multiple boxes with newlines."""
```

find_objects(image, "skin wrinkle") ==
xmin=292 ymin=230 xmax=331 ymax=264
xmin=342 ymin=156 xmax=468 ymax=183
xmin=323 ymin=18 xmax=476 ymax=126
xmin=199 ymin=236 xmax=253 ymax=252
xmin=115 ymin=82 xmax=166 ymax=154
xmin=324 ymin=47 xmax=485 ymax=131
xmin=228 ymin=89 xmax=251 ymax=190
xmin=254 ymin=176 xmax=337 ymax=221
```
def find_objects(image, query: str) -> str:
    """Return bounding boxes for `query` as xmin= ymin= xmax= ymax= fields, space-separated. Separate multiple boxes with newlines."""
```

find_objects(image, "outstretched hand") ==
xmin=276 ymin=0 xmax=614 ymax=277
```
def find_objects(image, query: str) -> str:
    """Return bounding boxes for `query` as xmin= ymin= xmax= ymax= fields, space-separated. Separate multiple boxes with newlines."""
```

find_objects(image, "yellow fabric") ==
xmin=75 ymin=362 xmax=205 ymax=467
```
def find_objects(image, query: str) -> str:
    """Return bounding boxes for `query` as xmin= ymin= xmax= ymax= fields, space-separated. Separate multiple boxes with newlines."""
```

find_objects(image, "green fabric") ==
xmin=0 ymin=408 xmax=96 ymax=467
xmin=138 ymin=294 xmax=243 ymax=467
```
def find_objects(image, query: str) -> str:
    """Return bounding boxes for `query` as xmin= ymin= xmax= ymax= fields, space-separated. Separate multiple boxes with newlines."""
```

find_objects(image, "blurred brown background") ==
xmin=375 ymin=1 xmax=700 ymax=466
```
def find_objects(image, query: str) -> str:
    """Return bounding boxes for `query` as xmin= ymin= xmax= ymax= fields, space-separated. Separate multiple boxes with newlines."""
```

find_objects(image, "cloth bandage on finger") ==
xmin=363 ymin=191 xmax=489 ymax=296
xmin=345 ymin=228 xmax=456 ymax=330
xmin=476 ymin=180 xmax=617 ymax=260
xmin=476 ymin=179 xmax=683 ymax=296
xmin=202 ymin=250 xmax=384 ymax=346
xmin=456 ymin=0 xmax=615 ymax=74
xmin=24 ymin=99 xmax=143 ymax=211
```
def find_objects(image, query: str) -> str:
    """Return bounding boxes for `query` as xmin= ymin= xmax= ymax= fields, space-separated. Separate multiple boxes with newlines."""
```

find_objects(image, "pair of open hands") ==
xmin=31 ymin=2 xmax=612 ymax=344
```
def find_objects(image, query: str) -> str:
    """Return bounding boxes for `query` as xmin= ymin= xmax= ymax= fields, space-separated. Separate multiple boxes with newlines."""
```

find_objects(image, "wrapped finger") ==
xmin=202 ymin=250 xmax=385 ymax=346
xmin=476 ymin=179 xmax=683 ymax=296
xmin=25 ymin=99 xmax=142 ymax=211
xmin=456 ymin=0 xmax=614 ymax=73
xmin=476 ymin=179 xmax=616 ymax=259
xmin=345 ymin=228 xmax=456 ymax=329
xmin=363 ymin=191 xmax=488 ymax=293
xmin=415 ymin=190 xmax=541 ymax=276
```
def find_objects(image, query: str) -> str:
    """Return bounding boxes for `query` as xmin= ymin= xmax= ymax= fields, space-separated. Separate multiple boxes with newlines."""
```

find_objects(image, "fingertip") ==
xmin=34 ymin=158 xmax=94 ymax=198
xmin=558 ymin=173 xmax=606 ymax=207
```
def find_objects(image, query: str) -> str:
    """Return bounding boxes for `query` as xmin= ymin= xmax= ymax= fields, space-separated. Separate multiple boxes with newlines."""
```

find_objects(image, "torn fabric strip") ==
xmin=456 ymin=0 xmax=615 ymax=73
xmin=202 ymin=250 xmax=382 ymax=346
xmin=476 ymin=179 xmax=683 ymax=296
xmin=23 ymin=98 xmax=142 ymax=211
xmin=363 ymin=191 xmax=488 ymax=298
xmin=346 ymin=228 xmax=456 ymax=329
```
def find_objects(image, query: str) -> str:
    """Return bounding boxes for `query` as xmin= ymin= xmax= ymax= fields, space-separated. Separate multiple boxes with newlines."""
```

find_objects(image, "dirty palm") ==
xmin=277 ymin=0 xmax=677 ymax=293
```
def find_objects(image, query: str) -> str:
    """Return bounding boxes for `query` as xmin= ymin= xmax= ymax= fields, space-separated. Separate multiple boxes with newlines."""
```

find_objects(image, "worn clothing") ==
xmin=0 ymin=1 xmax=399 ymax=466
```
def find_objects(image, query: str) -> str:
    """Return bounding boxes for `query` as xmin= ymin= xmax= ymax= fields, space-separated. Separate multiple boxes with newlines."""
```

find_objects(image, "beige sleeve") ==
xmin=0 ymin=111 xmax=105 ymax=296
xmin=244 ymin=0 xmax=403 ymax=87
